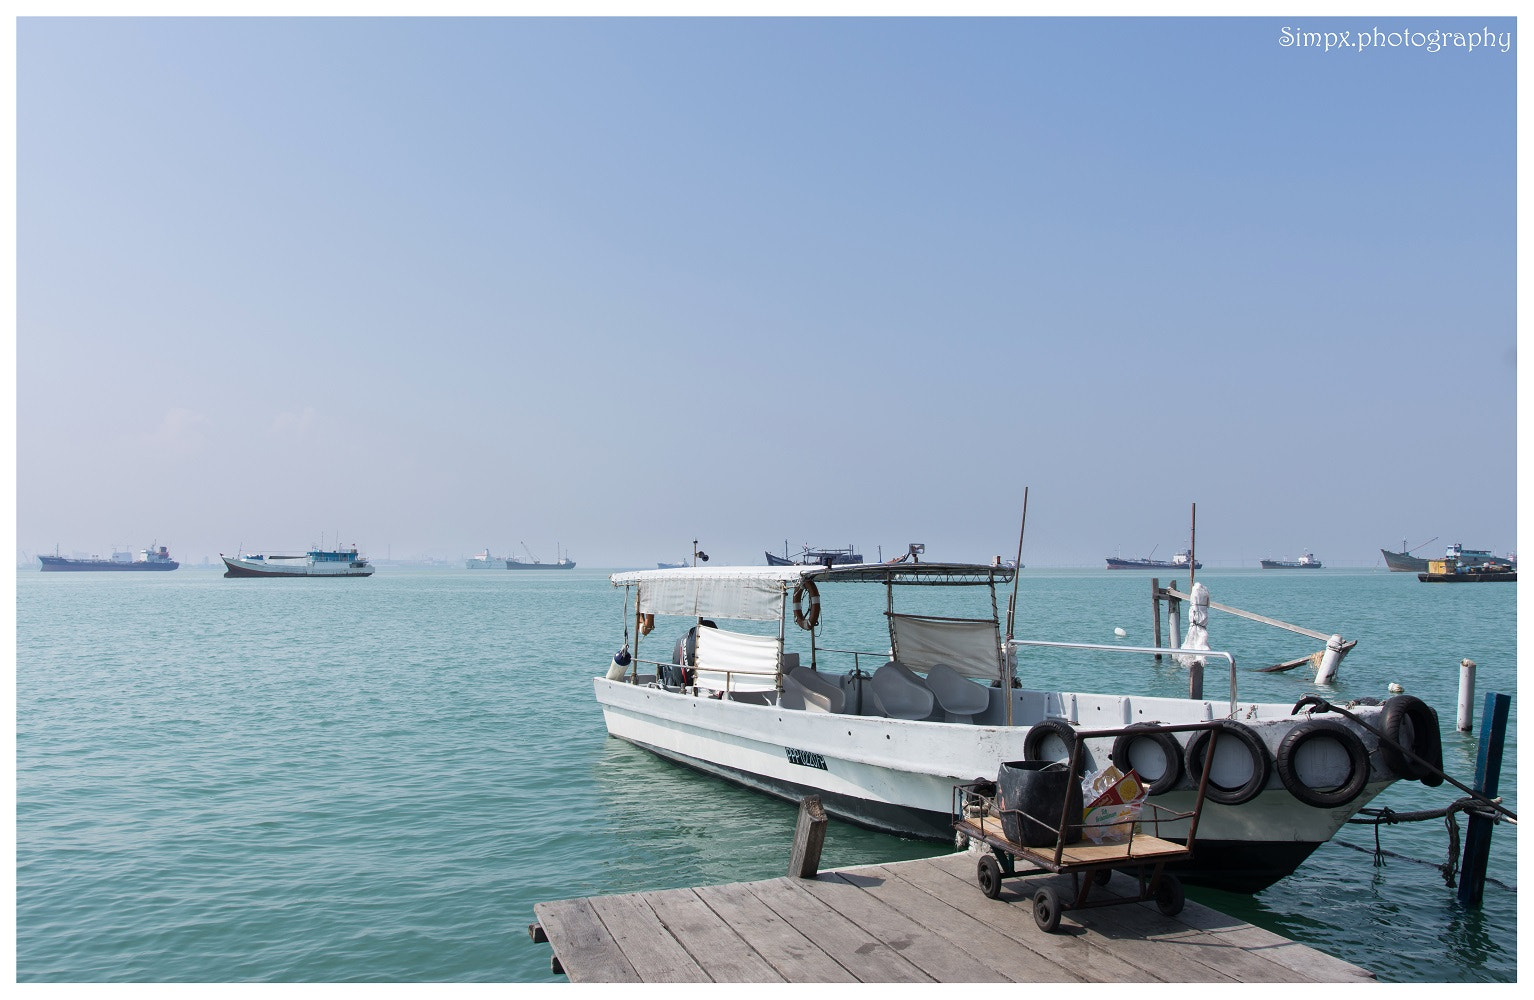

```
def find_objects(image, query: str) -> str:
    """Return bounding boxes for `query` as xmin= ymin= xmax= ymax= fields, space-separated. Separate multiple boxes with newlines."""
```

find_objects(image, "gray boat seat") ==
xmin=784 ymin=666 xmax=846 ymax=714
xmin=871 ymin=660 xmax=935 ymax=721
xmin=924 ymin=662 xmax=991 ymax=724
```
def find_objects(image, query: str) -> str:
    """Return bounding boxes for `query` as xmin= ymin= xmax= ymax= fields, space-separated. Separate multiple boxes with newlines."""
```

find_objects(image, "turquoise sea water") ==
xmin=15 ymin=566 xmax=1517 ymax=982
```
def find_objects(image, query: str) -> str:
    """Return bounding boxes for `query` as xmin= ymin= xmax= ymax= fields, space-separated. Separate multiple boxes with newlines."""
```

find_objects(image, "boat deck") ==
xmin=529 ymin=851 xmax=1374 ymax=983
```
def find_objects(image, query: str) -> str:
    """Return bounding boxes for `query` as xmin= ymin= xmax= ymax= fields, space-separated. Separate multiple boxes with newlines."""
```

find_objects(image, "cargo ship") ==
xmin=466 ymin=549 xmax=504 ymax=569
xmin=1260 ymin=551 xmax=1323 ymax=569
xmin=1381 ymin=537 xmax=1435 ymax=572
xmin=1104 ymin=548 xmax=1199 ymax=571
xmin=38 ymin=544 xmax=179 ymax=572
xmin=507 ymin=543 xmax=575 ymax=569
xmin=221 ymin=546 xmax=374 ymax=578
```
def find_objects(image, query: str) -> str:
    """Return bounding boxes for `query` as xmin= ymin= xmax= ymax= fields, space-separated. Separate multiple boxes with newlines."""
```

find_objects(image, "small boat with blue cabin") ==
xmin=221 ymin=546 xmax=375 ymax=578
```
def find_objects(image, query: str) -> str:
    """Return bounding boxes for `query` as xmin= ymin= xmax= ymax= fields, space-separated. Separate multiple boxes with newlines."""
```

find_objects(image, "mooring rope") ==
xmin=1341 ymin=800 xmax=1513 ymax=890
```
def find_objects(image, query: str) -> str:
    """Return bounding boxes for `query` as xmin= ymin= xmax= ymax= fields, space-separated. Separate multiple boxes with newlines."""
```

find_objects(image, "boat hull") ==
xmin=594 ymin=677 xmax=1393 ymax=893
xmin=1418 ymin=570 xmax=1516 ymax=583
xmin=506 ymin=560 xmax=576 ymax=570
xmin=1260 ymin=561 xmax=1323 ymax=569
xmin=1381 ymin=549 xmax=1429 ymax=572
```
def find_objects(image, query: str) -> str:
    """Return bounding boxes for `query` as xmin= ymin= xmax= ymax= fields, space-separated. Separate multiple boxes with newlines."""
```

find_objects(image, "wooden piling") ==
xmin=1151 ymin=578 xmax=1163 ymax=660
xmin=1457 ymin=691 xmax=1510 ymax=907
xmin=789 ymin=795 xmax=828 ymax=878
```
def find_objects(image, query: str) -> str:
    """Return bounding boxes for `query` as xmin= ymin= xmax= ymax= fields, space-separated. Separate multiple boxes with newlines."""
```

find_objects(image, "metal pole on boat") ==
xmin=1003 ymin=488 xmax=1028 ymax=729
xmin=1005 ymin=487 xmax=1028 ymax=641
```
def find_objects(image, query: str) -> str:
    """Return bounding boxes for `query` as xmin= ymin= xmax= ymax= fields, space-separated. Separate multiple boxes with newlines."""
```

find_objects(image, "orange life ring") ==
xmin=792 ymin=578 xmax=821 ymax=630
xmin=636 ymin=611 xmax=655 ymax=636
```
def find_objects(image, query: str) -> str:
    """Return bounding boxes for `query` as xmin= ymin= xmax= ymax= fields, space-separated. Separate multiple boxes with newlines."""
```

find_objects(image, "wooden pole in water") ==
xmin=1457 ymin=691 xmax=1510 ymax=907
xmin=1188 ymin=501 xmax=1196 ymax=588
xmin=789 ymin=795 xmax=828 ymax=878
xmin=1151 ymin=577 xmax=1163 ymax=660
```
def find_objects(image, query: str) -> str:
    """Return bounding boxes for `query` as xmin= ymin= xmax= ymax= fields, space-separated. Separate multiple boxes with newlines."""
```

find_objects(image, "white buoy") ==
xmin=1388 ymin=682 xmax=1404 ymax=694
xmin=1114 ymin=627 xmax=1127 ymax=637
xmin=1457 ymin=658 xmax=1477 ymax=731
xmin=1315 ymin=634 xmax=1345 ymax=685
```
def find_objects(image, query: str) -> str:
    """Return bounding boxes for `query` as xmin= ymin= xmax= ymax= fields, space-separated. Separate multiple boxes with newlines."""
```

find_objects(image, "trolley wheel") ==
xmin=1092 ymin=868 xmax=1113 ymax=887
xmin=977 ymin=855 xmax=1004 ymax=899
xmin=1155 ymin=873 xmax=1185 ymax=916
xmin=1033 ymin=886 xmax=1062 ymax=933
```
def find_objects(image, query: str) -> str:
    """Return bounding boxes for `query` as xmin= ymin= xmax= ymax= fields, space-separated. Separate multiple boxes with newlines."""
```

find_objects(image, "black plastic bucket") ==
xmin=997 ymin=759 xmax=1083 ymax=846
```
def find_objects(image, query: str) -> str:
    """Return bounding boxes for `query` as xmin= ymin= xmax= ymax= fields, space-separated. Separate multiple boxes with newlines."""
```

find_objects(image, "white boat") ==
xmin=596 ymin=562 xmax=1445 ymax=893
xmin=467 ymin=549 xmax=503 ymax=569
xmin=221 ymin=546 xmax=375 ymax=578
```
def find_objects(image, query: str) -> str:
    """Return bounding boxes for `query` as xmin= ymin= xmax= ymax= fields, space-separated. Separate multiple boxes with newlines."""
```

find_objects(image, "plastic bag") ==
xmin=1081 ymin=765 xmax=1148 ymax=844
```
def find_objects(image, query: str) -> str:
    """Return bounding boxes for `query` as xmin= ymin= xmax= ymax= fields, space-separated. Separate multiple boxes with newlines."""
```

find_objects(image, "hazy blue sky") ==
xmin=14 ymin=16 xmax=1518 ymax=568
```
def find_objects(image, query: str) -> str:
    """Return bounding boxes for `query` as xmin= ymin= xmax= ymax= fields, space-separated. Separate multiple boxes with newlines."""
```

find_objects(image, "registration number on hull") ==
xmin=785 ymin=746 xmax=828 ymax=770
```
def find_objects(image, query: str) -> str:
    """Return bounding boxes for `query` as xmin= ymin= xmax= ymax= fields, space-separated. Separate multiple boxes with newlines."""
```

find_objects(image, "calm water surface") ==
xmin=15 ymin=566 xmax=1517 ymax=981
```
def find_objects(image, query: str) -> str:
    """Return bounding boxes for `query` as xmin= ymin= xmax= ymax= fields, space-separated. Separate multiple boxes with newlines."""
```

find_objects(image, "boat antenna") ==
xmin=1006 ymin=486 xmax=1029 ymax=641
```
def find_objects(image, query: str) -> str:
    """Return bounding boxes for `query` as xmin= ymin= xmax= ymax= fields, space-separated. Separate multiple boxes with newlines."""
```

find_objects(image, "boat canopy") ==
xmin=611 ymin=565 xmax=814 ymax=621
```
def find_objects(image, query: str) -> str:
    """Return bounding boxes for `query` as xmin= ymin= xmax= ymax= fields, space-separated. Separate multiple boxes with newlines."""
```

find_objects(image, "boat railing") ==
xmin=623 ymin=656 xmax=776 ymax=698
xmin=1009 ymin=640 xmax=1238 ymax=717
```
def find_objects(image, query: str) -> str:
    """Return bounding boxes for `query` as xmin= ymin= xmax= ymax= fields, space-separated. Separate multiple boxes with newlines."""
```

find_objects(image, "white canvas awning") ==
xmin=889 ymin=612 xmax=1004 ymax=681
xmin=611 ymin=565 xmax=816 ymax=621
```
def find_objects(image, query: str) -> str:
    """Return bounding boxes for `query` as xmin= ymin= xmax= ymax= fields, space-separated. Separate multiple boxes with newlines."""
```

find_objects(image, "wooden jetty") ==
xmin=529 ymin=851 xmax=1374 ymax=983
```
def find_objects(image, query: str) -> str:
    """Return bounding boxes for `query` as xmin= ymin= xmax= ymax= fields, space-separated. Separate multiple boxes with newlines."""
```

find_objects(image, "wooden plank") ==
xmin=643 ymin=888 xmax=786 ymax=982
xmin=693 ymin=881 xmax=858 ymax=983
xmin=586 ymin=892 xmax=711 ymax=982
xmin=878 ymin=853 xmax=1163 ymax=982
xmin=795 ymin=871 xmax=1011 ymax=982
xmin=531 ymin=897 xmax=640 ymax=983
xmin=1172 ymin=903 xmax=1375 ymax=982
xmin=742 ymin=875 xmax=933 ymax=982
xmin=964 ymin=816 xmax=1188 ymax=864
xmin=839 ymin=864 xmax=1083 ymax=983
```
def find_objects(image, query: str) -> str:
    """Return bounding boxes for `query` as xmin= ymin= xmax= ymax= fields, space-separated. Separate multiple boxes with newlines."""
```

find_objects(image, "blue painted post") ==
xmin=1457 ymin=691 xmax=1510 ymax=907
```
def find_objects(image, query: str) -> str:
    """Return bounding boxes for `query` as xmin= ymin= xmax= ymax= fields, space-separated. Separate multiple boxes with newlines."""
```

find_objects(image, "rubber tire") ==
xmin=977 ymin=855 xmax=1004 ymax=900
xmin=1092 ymin=868 xmax=1113 ymax=887
xmin=1033 ymin=886 xmax=1062 ymax=933
xmin=1110 ymin=723 xmax=1184 ymax=794
xmin=1275 ymin=719 xmax=1370 ymax=808
xmin=1183 ymin=720 xmax=1273 ymax=806
xmin=1155 ymin=873 xmax=1185 ymax=916
xmin=1380 ymin=695 xmax=1444 ymax=786
xmin=1023 ymin=719 xmax=1079 ymax=770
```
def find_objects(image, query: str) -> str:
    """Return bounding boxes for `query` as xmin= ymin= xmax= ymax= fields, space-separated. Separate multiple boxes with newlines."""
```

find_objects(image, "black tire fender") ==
xmin=1023 ymin=719 xmax=1079 ymax=769
xmin=1275 ymin=719 xmax=1370 ymax=808
xmin=1184 ymin=720 xmax=1273 ymax=805
xmin=1109 ymin=723 xmax=1184 ymax=795
xmin=1380 ymin=695 xmax=1444 ymax=786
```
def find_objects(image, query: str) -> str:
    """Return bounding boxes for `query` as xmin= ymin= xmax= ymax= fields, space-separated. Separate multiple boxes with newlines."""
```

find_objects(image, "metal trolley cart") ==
xmin=952 ymin=721 xmax=1222 ymax=933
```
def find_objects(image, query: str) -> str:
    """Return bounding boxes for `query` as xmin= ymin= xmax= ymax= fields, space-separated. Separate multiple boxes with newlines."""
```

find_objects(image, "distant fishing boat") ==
xmin=38 ymin=544 xmax=178 ymax=572
xmin=1260 ymin=551 xmax=1323 ymax=569
xmin=221 ymin=546 xmax=374 ymax=578
xmin=1381 ymin=536 xmax=1436 ymax=572
xmin=766 ymin=542 xmax=863 ymax=566
xmin=1105 ymin=548 xmax=1200 ymax=571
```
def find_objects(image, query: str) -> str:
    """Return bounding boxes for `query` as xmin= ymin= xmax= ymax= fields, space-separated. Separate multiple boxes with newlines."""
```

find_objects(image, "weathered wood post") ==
xmin=1457 ymin=659 xmax=1477 ymax=732
xmin=1151 ymin=577 xmax=1163 ymax=660
xmin=1167 ymin=591 xmax=1183 ymax=649
xmin=1457 ymin=691 xmax=1510 ymax=907
xmin=790 ymin=795 xmax=828 ymax=878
